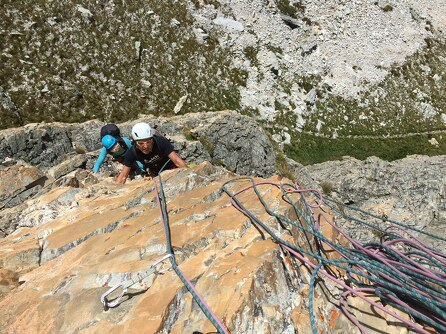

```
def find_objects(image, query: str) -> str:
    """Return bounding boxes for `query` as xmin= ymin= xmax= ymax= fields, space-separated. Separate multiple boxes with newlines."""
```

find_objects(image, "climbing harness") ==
xmin=100 ymin=253 xmax=172 ymax=310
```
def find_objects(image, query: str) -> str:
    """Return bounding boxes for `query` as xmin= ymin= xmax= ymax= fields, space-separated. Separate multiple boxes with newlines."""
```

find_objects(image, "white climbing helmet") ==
xmin=131 ymin=122 xmax=154 ymax=141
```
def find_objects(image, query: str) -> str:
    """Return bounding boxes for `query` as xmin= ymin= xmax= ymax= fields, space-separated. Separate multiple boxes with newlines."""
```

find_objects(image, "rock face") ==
xmin=0 ymin=110 xmax=275 ymax=176
xmin=2 ymin=161 xmax=441 ymax=334
xmin=301 ymin=154 xmax=446 ymax=251
xmin=1 ymin=116 xmax=445 ymax=333
xmin=0 ymin=120 xmax=101 ymax=168
xmin=0 ymin=111 xmax=276 ymax=238
xmin=0 ymin=163 xmax=314 ymax=333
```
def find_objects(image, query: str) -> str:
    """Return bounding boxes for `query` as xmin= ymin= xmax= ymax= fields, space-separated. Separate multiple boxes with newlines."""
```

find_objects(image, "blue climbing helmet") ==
xmin=101 ymin=135 xmax=117 ymax=150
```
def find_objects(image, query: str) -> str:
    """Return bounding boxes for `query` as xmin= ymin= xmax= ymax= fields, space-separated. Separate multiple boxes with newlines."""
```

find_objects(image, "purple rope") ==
xmin=153 ymin=180 xmax=230 ymax=334
xmin=225 ymin=179 xmax=443 ymax=334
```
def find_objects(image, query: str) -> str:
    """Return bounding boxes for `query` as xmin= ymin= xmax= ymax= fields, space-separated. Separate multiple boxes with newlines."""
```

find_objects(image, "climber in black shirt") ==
xmin=116 ymin=122 xmax=187 ymax=184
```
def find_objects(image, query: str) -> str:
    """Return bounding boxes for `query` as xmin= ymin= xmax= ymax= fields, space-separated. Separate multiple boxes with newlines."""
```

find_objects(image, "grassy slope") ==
xmin=281 ymin=38 xmax=446 ymax=165
xmin=2 ymin=1 xmax=446 ymax=167
xmin=0 ymin=0 xmax=245 ymax=128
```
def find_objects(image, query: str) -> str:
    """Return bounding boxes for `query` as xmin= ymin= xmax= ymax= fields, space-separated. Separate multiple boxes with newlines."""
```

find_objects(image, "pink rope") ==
xmin=225 ymin=179 xmax=442 ymax=334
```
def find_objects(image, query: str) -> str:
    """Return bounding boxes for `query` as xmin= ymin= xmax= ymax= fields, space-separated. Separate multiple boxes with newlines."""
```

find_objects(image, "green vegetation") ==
xmin=320 ymin=181 xmax=333 ymax=195
xmin=381 ymin=4 xmax=393 ymax=12
xmin=198 ymin=137 xmax=215 ymax=155
xmin=74 ymin=146 xmax=87 ymax=154
xmin=243 ymin=46 xmax=260 ymax=68
xmin=371 ymin=229 xmax=385 ymax=239
xmin=281 ymin=38 xmax=446 ymax=165
xmin=0 ymin=0 xmax=245 ymax=129
xmin=182 ymin=127 xmax=196 ymax=141
xmin=266 ymin=45 xmax=283 ymax=54
xmin=191 ymin=0 xmax=221 ymax=9
xmin=284 ymin=131 xmax=446 ymax=166
xmin=2 ymin=2 xmax=446 ymax=169
xmin=183 ymin=126 xmax=216 ymax=155
xmin=276 ymin=0 xmax=305 ymax=19
xmin=308 ymin=39 xmax=446 ymax=137
xmin=275 ymin=150 xmax=296 ymax=181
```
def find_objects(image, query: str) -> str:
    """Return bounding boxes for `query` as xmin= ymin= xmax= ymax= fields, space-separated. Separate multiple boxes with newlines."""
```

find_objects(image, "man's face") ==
xmin=136 ymin=138 xmax=154 ymax=154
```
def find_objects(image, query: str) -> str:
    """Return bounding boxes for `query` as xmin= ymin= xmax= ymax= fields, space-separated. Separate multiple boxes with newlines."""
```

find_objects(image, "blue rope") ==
xmin=154 ymin=160 xmax=229 ymax=334
xmin=220 ymin=177 xmax=446 ymax=333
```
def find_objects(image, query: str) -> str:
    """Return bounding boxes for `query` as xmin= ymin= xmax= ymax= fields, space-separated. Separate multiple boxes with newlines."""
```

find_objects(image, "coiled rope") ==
xmin=220 ymin=177 xmax=446 ymax=334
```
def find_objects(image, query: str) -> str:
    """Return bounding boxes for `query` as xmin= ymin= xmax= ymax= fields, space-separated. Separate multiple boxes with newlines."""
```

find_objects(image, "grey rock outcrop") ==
xmin=0 ymin=111 xmax=275 ymax=237
xmin=0 ymin=111 xmax=275 ymax=177
xmin=0 ymin=120 xmax=101 ymax=168
xmin=300 ymin=155 xmax=446 ymax=251
xmin=1 ymin=120 xmax=445 ymax=333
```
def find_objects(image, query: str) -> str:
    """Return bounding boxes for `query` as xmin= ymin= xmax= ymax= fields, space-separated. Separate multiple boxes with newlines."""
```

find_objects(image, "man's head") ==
xmin=132 ymin=122 xmax=154 ymax=154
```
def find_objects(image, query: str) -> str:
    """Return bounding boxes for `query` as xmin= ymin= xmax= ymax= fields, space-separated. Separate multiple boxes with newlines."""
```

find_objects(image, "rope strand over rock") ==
xmin=154 ymin=160 xmax=230 ymax=334
xmin=221 ymin=177 xmax=446 ymax=334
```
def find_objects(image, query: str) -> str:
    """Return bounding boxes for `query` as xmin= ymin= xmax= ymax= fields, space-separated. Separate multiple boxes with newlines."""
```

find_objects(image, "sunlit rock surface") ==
xmin=0 ymin=162 xmax=423 ymax=334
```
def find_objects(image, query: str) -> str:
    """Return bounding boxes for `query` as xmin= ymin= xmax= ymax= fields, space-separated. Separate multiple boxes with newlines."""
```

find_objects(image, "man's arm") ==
xmin=116 ymin=165 xmax=132 ymax=184
xmin=168 ymin=151 xmax=188 ymax=168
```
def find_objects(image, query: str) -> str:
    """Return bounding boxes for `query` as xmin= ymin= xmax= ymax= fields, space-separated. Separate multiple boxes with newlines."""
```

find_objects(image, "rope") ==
xmin=324 ymin=196 xmax=446 ymax=243
xmin=103 ymin=166 xmax=445 ymax=332
xmin=153 ymin=160 xmax=230 ymax=334
xmin=101 ymin=160 xmax=228 ymax=333
xmin=220 ymin=177 xmax=446 ymax=334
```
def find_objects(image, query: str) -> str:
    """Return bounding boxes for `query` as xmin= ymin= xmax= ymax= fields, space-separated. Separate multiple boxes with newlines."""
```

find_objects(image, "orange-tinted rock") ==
xmin=0 ymin=162 xmax=420 ymax=333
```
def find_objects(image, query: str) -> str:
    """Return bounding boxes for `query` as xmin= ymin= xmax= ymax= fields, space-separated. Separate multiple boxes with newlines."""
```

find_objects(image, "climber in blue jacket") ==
xmin=93 ymin=135 xmax=145 ymax=173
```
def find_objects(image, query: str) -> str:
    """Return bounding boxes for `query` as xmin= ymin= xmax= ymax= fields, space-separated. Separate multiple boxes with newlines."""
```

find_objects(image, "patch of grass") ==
xmin=285 ymin=132 xmax=446 ymax=165
xmin=74 ymin=146 xmax=87 ymax=154
xmin=305 ymin=38 xmax=446 ymax=138
xmin=275 ymin=150 xmax=295 ymax=181
xmin=266 ymin=44 xmax=283 ymax=54
xmin=243 ymin=46 xmax=260 ymax=68
xmin=381 ymin=4 xmax=393 ymax=12
xmin=276 ymin=0 xmax=305 ymax=19
xmin=320 ymin=181 xmax=333 ymax=195
xmin=214 ymin=159 xmax=225 ymax=167
xmin=191 ymin=0 xmax=221 ymax=9
xmin=198 ymin=136 xmax=215 ymax=155
xmin=274 ymin=100 xmax=286 ymax=112
xmin=371 ymin=229 xmax=385 ymax=239
xmin=0 ymin=0 xmax=244 ymax=129
xmin=265 ymin=128 xmax=297 ymax=181
xmin=183 ymin=127 xmax=196 ymax=141
xmin=290 ymin=38 xmax=446 ymax=164
xmin=240 ymin=106 xmax=261 ymax=118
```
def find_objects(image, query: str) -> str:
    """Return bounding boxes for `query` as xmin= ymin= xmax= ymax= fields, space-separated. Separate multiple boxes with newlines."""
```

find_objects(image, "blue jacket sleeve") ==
xmin=93 ymin=147 xmax=108 ymax=173
xmin=136 ymin=160 xmax=145 ymax=172
xmin=122 ymin=137 xmax=132 ymax=148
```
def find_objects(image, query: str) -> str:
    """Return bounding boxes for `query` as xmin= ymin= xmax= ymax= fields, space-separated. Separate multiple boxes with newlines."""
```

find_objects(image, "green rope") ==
xmin=220 ymin=177 xmax=446 ymax=333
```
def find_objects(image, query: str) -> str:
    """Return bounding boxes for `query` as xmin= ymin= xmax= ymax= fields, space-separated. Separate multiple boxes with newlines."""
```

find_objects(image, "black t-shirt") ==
xmin=123 ymin=135 xmax=174 ymax=176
